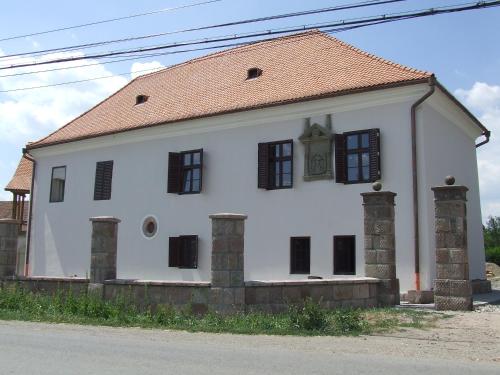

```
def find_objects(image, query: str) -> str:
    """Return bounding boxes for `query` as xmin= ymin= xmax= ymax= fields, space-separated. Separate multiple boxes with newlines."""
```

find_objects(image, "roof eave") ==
xmin=25 ymin=78 xmax=431 ymax=151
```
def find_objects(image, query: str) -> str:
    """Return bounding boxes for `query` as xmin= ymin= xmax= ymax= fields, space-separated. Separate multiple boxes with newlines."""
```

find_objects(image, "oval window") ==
xmin=142 ymin=216 xmax=158 ymax=239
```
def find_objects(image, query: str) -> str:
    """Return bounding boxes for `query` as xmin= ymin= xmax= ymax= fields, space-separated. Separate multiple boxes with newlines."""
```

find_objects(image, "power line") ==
xmin=0 ymin=0 xmax=222 ymax=43
xmin=1 ymin=0 xmax=498 ymax=72
xmin=1 ymin=1 xmax=499 ymax=92
xmin=0 ymin=0 xmax=407 ymax=61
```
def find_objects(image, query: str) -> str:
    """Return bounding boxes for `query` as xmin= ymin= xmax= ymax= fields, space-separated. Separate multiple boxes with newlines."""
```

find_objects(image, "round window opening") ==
xmin=142 ymin=216 xmax=158 ymax=238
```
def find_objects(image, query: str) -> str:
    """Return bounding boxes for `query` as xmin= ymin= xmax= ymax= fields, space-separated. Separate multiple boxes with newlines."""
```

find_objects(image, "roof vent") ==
xmin=246 ymin=67 xmax=262 ymax=80
xmin=135 ymin=94 xmax=148 ymax=105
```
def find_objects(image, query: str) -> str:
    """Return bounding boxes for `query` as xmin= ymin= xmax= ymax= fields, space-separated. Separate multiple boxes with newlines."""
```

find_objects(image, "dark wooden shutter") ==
xmin=169 ymin=237 xmax=180 ymax=267
xmin=290 ymin=237 xmax=310 ymax=274
xmin=334 ymin=236 xmax=356 ymax=275
xmin=94 ymin=161 xmax=113 ymax=200
xmin=167 ymin=152 xmax=182 ymax=193
xmin=180 ymin=235 xmax=198 ymax=269
xmin=368 ymin=128 xmax=381 ymax=182
xmin=198 ymin=150 xmax=204 ymax=193
xmin=335 ymin=134 xmax=347 ymax=183
xmin=257 ymin=142 xmax=270 ymax=189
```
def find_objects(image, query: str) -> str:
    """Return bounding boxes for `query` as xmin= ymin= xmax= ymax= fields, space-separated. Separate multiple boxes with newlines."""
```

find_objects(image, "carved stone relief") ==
xmin=299 ymin=114 xmax=334 ymax=181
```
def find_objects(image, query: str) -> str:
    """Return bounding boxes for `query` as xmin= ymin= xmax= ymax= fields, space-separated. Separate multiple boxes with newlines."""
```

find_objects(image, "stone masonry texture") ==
xmin=89 ymin=217 xmax=120 ymax=284
xmin=209 ymin=213 xmax=247 ymax=315
xmin=0 ymin=219 xmax=20 ymax=277
xmin=432 ymin=186 xmax=473 ymax=311
xmin=361 ymin=192 xmax=400 ymax=306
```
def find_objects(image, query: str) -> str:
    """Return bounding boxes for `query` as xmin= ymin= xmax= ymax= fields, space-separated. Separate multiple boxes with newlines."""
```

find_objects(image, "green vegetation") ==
xmin=0 ymin=286 xmax=437 ymax=336
xmin=484 ymin=216 xmax=500 ymax=265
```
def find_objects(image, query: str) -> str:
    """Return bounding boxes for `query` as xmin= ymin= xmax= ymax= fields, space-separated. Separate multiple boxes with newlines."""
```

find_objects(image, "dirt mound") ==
xmin=486 ymin=262 xmax=500 ymax=278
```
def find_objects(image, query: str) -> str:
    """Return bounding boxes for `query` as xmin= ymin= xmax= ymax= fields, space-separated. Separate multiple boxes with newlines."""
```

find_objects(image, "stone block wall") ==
xmin=0 ymin=219 xmax=20 ymax=278
xmin=209 ymin=213 xmax=247 ymax=314
xmin=1 ymin=277 xmax=89 ymax=297
xmin=361 ymin=191 xmax=400 ymax=306
xmin=245 ymin=279 xmax=379 ymax=313
xmin=89 ymin=217 xmax=120 ymax=284
xmin=432 ymin=185 xmax=473 ymax=311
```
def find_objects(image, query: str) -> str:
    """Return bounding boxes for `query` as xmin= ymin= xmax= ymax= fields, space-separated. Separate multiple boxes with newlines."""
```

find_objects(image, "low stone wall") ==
xmin=103 ymin=280 xmax=210 ymax=314
xmin=1 ymin=276 xmax=89 ymax=297
xmin=1 ymin=277 xmax=381 ymax=314
xmin=471 ymin=279 xmax=492 ymax=294
xmin=245 ymin=278 xmax=380 ymax=313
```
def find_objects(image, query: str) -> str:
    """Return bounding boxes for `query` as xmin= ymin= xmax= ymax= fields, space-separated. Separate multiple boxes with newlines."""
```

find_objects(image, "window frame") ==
xmin=49 ymin=166 xmax=66 ymax=203
xmin=333 ymin=235 xmax=356 ymax=275
xmin=290 ymin=236 xmax=311 ymax=275
xmin=344 ymin=130 xmax=371 ymax=184
xmin=179 ymin=149 xmax=203 ymax=195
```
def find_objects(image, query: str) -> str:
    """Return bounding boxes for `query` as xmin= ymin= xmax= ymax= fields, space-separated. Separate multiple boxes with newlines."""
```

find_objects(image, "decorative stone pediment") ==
xmin=299 ymin=115 xmax=334 ymax=181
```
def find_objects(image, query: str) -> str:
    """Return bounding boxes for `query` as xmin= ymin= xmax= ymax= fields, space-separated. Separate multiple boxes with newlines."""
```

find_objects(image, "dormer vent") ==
xmin=246 ymin=67 xmax=262 ymax=80
xmin=135 ymin=94 xmax=148 ymax=105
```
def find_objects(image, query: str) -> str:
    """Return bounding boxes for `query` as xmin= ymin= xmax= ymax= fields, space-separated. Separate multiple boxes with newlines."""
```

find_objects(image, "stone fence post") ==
xmin=89 ymin=217 xmax=120 ymax=284
xmin=209 ymin=213 xmax=247 ymax=314
xmin=362 ymin=185 xmax=400 ymax=306
xmin=0 ymin=219 xmax=20 ymax=278
xmin=432 ymin=177 xmax=472 ymax=311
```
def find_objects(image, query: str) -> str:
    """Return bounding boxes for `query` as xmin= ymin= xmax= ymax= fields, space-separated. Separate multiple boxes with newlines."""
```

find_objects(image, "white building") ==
xmin=21 ymin=31 xmax=489 ymax=292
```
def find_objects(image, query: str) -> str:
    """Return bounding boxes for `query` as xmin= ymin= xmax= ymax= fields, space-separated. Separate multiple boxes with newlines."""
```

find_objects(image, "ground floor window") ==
xmin=169 ymin=235 xmax=198 ymax=268
xmin=290 ymin=237 xmax=310 ymax=274
xmin=334 ymin=236 xmax=356 ymax=275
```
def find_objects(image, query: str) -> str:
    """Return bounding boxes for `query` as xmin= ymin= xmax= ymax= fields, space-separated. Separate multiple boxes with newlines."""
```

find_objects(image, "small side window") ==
xmin=290 ymin=237 xmax=310 ymax=274
xmin=49 ymin=166 xmax=66 ymax=203
xmin=167 ymin=150 xmax=203 ymax=194
xmin=94 ymin=161 xmax=114 ymax=201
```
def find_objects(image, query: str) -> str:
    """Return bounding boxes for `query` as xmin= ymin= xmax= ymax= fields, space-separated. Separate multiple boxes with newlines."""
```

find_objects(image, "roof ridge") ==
xmin=320 ymin=33 xmax=432 ymax=77
xmin=135 ymin=30 xmax=323 ymax=80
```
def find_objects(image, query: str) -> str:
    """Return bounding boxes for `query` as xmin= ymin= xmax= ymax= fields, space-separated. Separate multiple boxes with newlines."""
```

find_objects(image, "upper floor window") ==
xmin=258 ymin=140 xmax=293 ymax=190
xmin=49 ymin=166 xmax=66 ymax=203
xmin=94 ymin=160 xmax=114 ymax=201
xmin=335 ymin=128 xmax=380 ymax=184
xmin=168 ymin=149 xmax=203 ymax=194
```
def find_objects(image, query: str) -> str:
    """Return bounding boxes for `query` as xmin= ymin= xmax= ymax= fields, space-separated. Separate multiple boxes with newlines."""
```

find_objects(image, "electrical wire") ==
xmin=1 ymin=0 xmax=498 ymax=72
xmin=0 ymin=0 xmax=407 ymax=61
xmin=1 ymin=0 xmax=499 ymax=92
xmin=0 ymin=0 xmax=222 ymax=43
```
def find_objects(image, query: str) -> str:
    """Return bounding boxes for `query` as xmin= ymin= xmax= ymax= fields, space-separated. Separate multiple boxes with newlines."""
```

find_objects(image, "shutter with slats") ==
xmin=94 ymin=161 xmax=113 ymax=200
xmin=167 ymin=152 xmax=182 ymax=193
xmin=169 ymin=237 xmax=180 ymax=267
xmin=334 ymin=134 xmax=347 ymax=183
xmin=257 ymin=142 xmax=270 ymax=189
xmin=368 ymin=128 xmax=381 ymax=182
xmin=180 ymin=235 xmax=198 ymax=269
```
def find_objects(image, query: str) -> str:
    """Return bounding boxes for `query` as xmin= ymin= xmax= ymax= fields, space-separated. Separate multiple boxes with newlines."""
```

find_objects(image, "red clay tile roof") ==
xmin=27 ymin=31 xmax=432 ymax=149
xmin=5 ymin=156 xmax=33 ymax=193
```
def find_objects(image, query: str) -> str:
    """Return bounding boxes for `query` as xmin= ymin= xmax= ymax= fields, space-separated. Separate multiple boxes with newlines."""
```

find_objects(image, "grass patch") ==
xmin=0 ymin=286 xmax=438 ymax=336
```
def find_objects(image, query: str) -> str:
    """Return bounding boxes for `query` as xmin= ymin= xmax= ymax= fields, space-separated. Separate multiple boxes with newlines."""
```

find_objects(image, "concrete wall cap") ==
xmin=89 ymin=216 xmax=121 ymax=223
xmin=209 ymin=213 xmax=248 ymax=220
xmin=431 ymin=185 xmax=469 ymax=192
xmin=360 ymin=191 xmax=397 ymax=197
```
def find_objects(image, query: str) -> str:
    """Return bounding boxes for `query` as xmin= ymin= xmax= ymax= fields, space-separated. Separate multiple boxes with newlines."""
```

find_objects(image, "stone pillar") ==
xmin=362 ymin=186 xmax=400 ymax=306
xmin=209 ymin=213 xmax=247 ymax=314
xmin=89 ymin=217 xmax=120 ymax=284
xmin=432 ymin=177 xmax=472 ymax=311
xmin=0 ymin=219 xmax=20 ymax=278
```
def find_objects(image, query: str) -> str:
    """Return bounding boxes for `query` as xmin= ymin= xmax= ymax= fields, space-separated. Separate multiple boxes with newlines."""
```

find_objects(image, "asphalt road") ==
xmin=0 ymin=320 xmax=498 ymax=375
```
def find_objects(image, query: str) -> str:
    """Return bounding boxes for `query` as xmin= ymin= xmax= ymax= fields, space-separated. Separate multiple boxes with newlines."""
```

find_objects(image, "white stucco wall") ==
xmin=418 ymin=94 xmax=485 ymax=288
xmin=27 ymin=85 xmax=485 ymax=292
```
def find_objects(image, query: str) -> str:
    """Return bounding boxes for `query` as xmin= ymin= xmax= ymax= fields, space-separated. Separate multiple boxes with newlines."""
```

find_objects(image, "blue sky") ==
xmin=1 ymin=0 xmax=499 ymax=220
